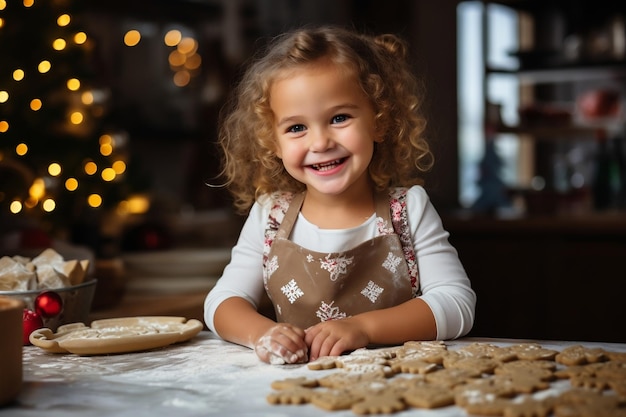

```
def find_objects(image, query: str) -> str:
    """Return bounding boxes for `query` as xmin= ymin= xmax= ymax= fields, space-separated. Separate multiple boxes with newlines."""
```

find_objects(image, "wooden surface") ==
xmin=88 ymin=274 xmax=214 ymax=327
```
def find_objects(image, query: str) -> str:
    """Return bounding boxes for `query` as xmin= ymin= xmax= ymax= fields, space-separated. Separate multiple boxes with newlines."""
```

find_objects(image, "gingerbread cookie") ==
xmin=335 ymin=353 xmax=394 ymax=376
xmin=457 ymin=342 xmax=518 ymax=362
xmin=270 ymin=376 xmax=318 ymax=390
xmin=351 ymin=393 xmax=406 ymax=415
xmin=317 ymin=370 xmax=386 ymax=389
xmin=307 ymin=356 xmax=340 ymax=370
xmin=453 ymin=377 xmax=517 ymax=407
xmin=595 ymin=361 xmax=626 ymax=380
xmin=384 ymin=375 xmax=427 ymax=393
xmin=495 ymin=359 xmax=556 ymax=381
xmin=493 ymin=373 xmax=551 ymax=394
xmin=502 ymin=395 xmax=555 ymax=417
xmin=555 ymin=345 xmax=607 ymax=366
xmin=443 ymin=354 xmax=499 ymax=375
xmin=570 ymin=374 xmax=612 ymax=391
xmin=553 ymin=388 xmax=626 ymax=416
xmin=389 ymin=358 xmax=438 ymax=375
xmin=266 ymin=386 xmax=316 ymax=404
xmin=606 ymin=351 xmax=626 ymax=363
xmin=267 ymin=340 xmax=626 ymax=415
xmin=402 ymin=383 xmax=455 ymax=409
xmin=554 ymin=364 xmax=596 ymax=380
xmin=556 ymin=360 xmax=626 ymax=395
xmin=509 ymin=343 xmax=558 ymax=361
xmin=608 ymin=379 xmax=626 ymax=396
xmin=311 ymin=389 xmax=364 ymax=411
xmin=425 ymin=367 xmax=480 ymax=388
xmin=455 ymin=391 xmax=511 ymax=416
xmin=396 ymin=340 xmax=447 ymax=364
xmin=348 ymin=379 xmax=392 ymax=397
xmin=349 ymin=346 xmax=398 ymax=360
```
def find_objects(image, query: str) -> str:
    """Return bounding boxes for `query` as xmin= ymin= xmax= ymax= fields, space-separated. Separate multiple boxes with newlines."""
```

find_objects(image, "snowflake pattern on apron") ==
xmin=281 ymin=279 xmax=304 ymax=304
xmin=316 ymin=301 xmax=347 ymax=321
xmin=261 ymin=188 xmax=420 ymax=328
xmin=361 ymin=280 xmax=385 ymax=303
xmin=319 ymin=253 xmax=354 ymax=282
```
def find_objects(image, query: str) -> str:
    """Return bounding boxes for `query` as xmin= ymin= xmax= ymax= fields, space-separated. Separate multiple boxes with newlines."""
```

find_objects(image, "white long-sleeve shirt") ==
xmin=204 ymin=185 xmax=476 ymax=340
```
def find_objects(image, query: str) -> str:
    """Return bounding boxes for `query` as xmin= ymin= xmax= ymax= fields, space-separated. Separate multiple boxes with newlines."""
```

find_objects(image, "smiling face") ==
xmin=270 ymin=60 xmax=378 ymax=200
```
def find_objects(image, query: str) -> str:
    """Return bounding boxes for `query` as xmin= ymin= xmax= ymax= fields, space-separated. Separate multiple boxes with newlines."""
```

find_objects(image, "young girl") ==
xmin=204 ymin=26 xmax=476 ymax=365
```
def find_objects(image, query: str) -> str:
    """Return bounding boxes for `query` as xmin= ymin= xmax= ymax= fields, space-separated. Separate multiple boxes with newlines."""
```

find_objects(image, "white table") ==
xmin=3 ymin=332 xmax=626 ymax=416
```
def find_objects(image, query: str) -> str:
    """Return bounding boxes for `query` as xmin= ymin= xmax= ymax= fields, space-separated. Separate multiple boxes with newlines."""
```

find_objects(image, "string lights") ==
xmin=123 ymin=26 xmax=203 ymax=88
xmin=0 ymin=0 xmax=147 ymax=233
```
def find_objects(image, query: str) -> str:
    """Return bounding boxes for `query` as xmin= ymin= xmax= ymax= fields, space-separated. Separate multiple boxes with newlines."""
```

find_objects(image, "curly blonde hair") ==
xmin=218 ymin=26 xmax=433 ymax=214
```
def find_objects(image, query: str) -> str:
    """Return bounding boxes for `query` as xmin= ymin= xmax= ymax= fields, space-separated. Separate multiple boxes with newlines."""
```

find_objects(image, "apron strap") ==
xmin=275 ymin=191 xmax=305 ymax=240
xmin=374 ymin=190 xmax=393 ymax=225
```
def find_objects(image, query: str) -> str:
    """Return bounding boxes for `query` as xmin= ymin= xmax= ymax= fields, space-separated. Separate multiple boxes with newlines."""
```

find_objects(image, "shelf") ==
xmin=495 ymin=112 xmax=626 ymax=138
xmin=476 ymin=0 xmax=626 ymax=220
xmin=495 ymin=124 xmax=601 ymax=138
xmin=482 ymin=0 xmax=626 ymax=13
xmin=443 ymin=211 xmax=626 ymax=236
xmin=487 ymin=61 xmax=626 ymax=83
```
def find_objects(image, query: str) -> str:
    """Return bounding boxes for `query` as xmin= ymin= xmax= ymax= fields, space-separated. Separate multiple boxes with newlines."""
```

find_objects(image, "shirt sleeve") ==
xmin=203 ymin=200 xmax=268 ymax=337
xmin=406 ymin=186 xmax=476 ymax=340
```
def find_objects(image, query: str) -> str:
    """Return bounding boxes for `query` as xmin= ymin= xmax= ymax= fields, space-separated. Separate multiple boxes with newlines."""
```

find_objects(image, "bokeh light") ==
xmin=124 ymin=30 xmax=141 ymax=47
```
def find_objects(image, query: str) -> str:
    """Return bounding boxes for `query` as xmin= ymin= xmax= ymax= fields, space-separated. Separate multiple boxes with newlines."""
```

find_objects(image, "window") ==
xmin=457 ymin=1 xmax=520 ymax=208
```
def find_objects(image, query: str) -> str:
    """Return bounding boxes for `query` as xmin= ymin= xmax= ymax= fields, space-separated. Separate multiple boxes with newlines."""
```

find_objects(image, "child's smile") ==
xmin=309 ymin=157 xmax=347 ymax=173
xmin=270 ymin=60 xmax=378 ymax=199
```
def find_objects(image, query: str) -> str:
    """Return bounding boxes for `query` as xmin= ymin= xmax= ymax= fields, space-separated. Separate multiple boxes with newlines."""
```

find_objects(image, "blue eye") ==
xmin=331 ymin=114 xmax=349 ymax=124
xmin=287 ymin=124 xmax=306 ymax=133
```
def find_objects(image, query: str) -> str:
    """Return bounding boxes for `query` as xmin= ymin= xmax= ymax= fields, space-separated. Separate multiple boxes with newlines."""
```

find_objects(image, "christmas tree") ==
xmin=0 ymin=0 xmax=146 ymax=244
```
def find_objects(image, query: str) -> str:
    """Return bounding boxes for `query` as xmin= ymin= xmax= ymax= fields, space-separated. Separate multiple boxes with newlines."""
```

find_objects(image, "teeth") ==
xmin=312 ymin=159 xmax=342 ymax=171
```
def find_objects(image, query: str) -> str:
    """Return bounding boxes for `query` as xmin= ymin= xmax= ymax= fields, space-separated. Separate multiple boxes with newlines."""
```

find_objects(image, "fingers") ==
xmin=254 ymin=324 xmax=308 ymax=365
xmin=305 ymin=325 xmax=343 ymax=361
xmin=305 ymin=320 xmax=370 ymax=361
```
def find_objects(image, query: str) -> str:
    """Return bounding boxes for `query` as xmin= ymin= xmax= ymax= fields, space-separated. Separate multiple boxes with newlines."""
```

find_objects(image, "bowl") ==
xmin=0 ymin=279 xmax=97 ymax=332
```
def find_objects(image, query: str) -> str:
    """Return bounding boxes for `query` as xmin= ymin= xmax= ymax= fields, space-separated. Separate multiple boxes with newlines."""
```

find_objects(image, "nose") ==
xmin=308 ymin=127 xmax=334 ymax=152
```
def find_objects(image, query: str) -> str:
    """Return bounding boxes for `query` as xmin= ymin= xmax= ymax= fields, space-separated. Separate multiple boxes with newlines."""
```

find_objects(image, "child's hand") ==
xmin=304 ymin=319 xmax=369 ymax=361
xmin=254 ymin=323 xmax=308 ymax=365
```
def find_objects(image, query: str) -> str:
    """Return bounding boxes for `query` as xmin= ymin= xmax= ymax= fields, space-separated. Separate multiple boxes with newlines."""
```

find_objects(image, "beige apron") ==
xmin=263 ymin=191 xmax=414 ymax=329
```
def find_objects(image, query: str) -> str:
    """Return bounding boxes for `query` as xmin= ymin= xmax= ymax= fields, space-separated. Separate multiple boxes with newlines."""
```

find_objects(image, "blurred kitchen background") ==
xmin=1 ymin=0 xmax=625 ymax=342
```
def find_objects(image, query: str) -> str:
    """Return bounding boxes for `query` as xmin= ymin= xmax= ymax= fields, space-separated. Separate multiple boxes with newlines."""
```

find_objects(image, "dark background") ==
xmin=2 ymin=0 xmax=625 ymax=343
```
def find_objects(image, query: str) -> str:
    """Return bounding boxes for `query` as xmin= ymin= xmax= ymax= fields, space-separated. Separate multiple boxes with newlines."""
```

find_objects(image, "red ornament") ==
xmin=34 ymin=291 xmax=63 ymax=318
xmin=22 ymin=309 xmax=44 ymax=345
